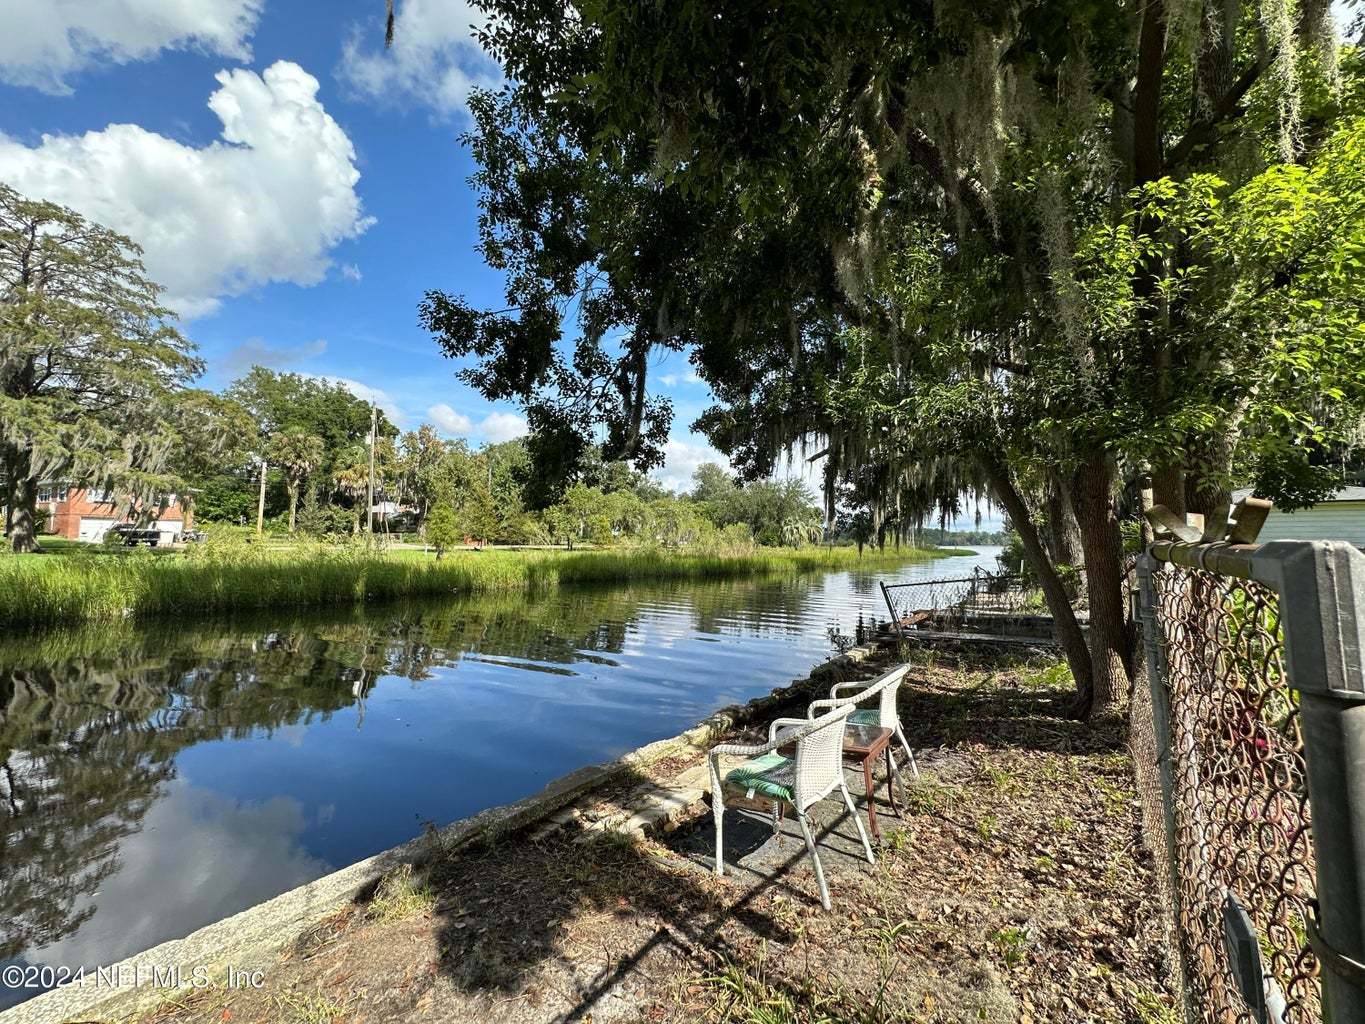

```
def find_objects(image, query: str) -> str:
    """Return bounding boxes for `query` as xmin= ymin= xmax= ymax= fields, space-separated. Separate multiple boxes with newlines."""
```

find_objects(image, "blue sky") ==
xmin=0 ymin=0 xmax=1002 ymax=527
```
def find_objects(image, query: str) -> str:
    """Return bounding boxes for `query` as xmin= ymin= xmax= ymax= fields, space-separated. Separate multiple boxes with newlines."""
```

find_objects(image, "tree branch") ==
xmin=1165 ymin=56 xmax=1272 ymax=172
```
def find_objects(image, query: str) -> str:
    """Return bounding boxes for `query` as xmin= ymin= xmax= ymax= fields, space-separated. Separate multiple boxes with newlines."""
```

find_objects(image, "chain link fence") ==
xmin=881 ymin=566 xmax=1085 ymax=636
xmin=1139 ymin=555 xmax=1320 ymax=1023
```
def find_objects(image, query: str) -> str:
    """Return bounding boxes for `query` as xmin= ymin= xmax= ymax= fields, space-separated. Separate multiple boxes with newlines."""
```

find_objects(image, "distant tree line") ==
xmin=917 ymin=527 xmax=1010 ymax=547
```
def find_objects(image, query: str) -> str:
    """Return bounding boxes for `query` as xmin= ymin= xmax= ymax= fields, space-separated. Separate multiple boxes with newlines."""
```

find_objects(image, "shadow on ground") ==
xmin=399 ymin=756 xmax=900 ymax=1023
xmin=129 ymin=648 xmax=1172 ymax=1024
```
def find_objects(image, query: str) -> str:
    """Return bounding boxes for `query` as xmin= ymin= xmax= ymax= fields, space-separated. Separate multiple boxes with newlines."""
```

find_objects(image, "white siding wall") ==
xmin=1255 ymin=502 xmax=1365 ymax=547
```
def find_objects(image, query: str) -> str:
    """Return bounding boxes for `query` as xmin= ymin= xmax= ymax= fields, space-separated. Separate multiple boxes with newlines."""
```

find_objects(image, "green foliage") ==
xmin=989 ymin=925 xmax=1031 ymax=968
xmin=689 ymin=465 xmax=823 ymax=546
xmin=226 ymin=367 xmax=395 ymax=466
xmin=193 ymin=473 xmax=257 ymax=524
xmin=1067 ymin=125 xmax=1365 ymax=508
xmin=420 ymin=0 xmax=1365 ymax=716
xmin=917 ymin=527 xmax=1011 ymax=546
xmin=367 ymin=864 xmax=434 ymax=923
xmin=295 ymin=491 xmax=354 ymax=538
xmin=425 ymin=503 xmax=460 ymax=557
xmin=266 ymin=430 xmax=326 ymax=533
xmin=0 ymin=182 xmax=201 ymax=552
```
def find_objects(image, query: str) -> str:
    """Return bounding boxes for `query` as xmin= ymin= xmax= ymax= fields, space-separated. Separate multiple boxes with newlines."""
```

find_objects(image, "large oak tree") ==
xmin=1 ymin=183 xmax=200 ymax=553
xmin=417 ymin=0 xmax=1364 ymax=715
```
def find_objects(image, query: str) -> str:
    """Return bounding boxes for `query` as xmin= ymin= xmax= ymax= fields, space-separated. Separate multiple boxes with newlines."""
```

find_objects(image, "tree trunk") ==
xmin=1151 ymin=463 xmax=1186 ymax=516
xmin=1044 ymin=482 xmax=1083 ymax=568
xmin=1184 ymin=417 xmax=1242 ymax=519
xmin=182 ymin=495 xmax=196 ymax=533
xmin=287 ymin=482 xmax=299 ymax=534
xmin=1071 ymin=454 xmax=1132 ymax=717
xmin=1132 ymin=0 xmax=1185 ymax=515
xmin=3 ymin=444 xmax=14 ymax=536
xmin=9 ymin=450 xmax=41 ymax=554
xmin=976 ymin=452 xmax=1095 ymax=714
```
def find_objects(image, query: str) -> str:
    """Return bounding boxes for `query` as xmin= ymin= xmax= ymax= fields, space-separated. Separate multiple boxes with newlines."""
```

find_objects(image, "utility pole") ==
xmin=256 ymin=458 xmax=267 ymax=536
xmin=366 ymin=403 xmax=377 ymax=535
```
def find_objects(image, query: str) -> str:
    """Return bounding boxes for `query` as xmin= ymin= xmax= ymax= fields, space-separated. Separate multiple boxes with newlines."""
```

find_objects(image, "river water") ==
xmin=0 ymin=547 xmax=999 ymax=1007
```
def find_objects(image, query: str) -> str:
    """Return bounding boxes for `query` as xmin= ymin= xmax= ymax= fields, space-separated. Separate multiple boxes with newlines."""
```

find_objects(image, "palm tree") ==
xmin=266 ymin=430 xmax=325 ymax=534
xmin=334 ymin=444 xmax=370 ymax=533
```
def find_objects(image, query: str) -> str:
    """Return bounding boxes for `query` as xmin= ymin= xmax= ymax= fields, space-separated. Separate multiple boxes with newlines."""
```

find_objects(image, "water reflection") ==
xmin=31 ymin=781 xmax=329 ymax=973
xmin=0 ymin=550 xmax=997 ymax=1005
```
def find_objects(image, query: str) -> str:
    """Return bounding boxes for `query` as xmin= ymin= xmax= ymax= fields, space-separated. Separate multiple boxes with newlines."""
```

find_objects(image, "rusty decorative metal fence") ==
xmin=1137 ymin=510 xmax=1365 ymax=1024
xmin=1142 ymin=559 xmax=1317 ymax=1022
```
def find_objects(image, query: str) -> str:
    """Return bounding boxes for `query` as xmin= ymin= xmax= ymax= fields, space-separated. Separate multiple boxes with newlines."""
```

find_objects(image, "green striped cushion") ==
xmin=849 ymin=709 xmax=880 ymax=726
xmin=726 ymin=752 xmax=796 ymax=803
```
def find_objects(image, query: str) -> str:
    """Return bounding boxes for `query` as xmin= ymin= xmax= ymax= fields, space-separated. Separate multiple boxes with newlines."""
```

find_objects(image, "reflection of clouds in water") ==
xmin=271 ymin=722 xmax=310 ymax=748
xmin=30 ymin=779 xmax=330 ymax=971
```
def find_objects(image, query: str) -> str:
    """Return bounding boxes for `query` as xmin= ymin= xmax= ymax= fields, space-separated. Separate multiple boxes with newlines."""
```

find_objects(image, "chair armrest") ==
xmin=806 ymin=697 xmax=843 ymax=718
xmin=830 ymin=681 xmax=869 ymax=699
xmin=767 ymin=717 xmax=809 ymax=743
xmin=708 ymin=739 xmax=779 ymax=760
xmin=710 ymin=723 xmax=802 ymax=762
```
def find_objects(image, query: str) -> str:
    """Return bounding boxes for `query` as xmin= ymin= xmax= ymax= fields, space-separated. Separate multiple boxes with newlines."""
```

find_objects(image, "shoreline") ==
xmin=0 ymin=637 xmax=888 ymax=1024
xmin=0 ymin=544 xmax=962 ymax=630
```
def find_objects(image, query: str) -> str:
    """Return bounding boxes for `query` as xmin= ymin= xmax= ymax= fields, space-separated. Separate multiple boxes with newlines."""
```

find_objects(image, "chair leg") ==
xmin=712 ymin=787 xmax=725 ymax=878
xmin=895 ymin=723 xmax=920 ymax=779
xmin=771 ymin=799 xmax=782 ymax=836
xmin=795 ymin=811 xmax=832 ymax=911
xmin=887 ymin=745 xmax=910 ymax=810
xmin=840 ymin=781 xmax=876 ymax=865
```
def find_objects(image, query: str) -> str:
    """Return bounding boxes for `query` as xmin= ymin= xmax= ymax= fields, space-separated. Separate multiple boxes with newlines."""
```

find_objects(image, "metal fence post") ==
xmin=1137 ymin=552 xmax=1200 ymax=1024
xmin=879 ymin=581 xmax=903 ymax=639
xmin=1252 ymin=540 xmax=1365 ymax=1022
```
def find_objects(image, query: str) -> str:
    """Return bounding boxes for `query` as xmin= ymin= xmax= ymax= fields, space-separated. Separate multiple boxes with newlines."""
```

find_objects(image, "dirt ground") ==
xmin=123 ymin=648 xmax=1179 ymax=1024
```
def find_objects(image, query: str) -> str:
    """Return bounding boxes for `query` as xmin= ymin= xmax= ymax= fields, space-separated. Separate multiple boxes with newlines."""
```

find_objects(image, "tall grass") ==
xmin=0 ymin=542 xmax=950 ymax=629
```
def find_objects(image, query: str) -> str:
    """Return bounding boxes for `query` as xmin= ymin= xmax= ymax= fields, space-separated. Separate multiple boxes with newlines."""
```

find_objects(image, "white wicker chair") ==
xmin=807 ymin=663 xmax=919 ymax=778
xmin=707 ymin=704 xmax=874 ymax=910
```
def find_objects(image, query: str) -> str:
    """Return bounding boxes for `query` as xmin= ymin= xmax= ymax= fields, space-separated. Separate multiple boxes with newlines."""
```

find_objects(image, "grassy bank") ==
xmin=0 ymin=543 xmax=957 ymax=628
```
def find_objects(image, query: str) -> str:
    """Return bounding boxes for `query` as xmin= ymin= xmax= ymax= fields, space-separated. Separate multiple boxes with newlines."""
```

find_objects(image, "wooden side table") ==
xmin=841 ymin=723 xmax=899 ymax=841
xmin=780 ymin=722 xmax=900 ymax=841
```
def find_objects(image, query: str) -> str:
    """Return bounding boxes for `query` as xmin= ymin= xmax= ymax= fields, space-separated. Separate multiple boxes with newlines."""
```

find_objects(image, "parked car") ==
xmin=105 ymin=524 xmax=162 ymax=547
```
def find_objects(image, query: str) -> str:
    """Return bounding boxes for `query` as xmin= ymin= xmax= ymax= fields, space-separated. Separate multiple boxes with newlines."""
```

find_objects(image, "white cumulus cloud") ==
xmin=427 ymin=403 xmax=475 ymax=436
xmin=426 ymin=405 xmax=528 ymax=443
xmin=653 ymin=437 xmax=731 ymax=494
xmin=0 ymin=0 xmax=263 ymax=94
xmin=658 ymin=370 xmax=704 ymax=388
xmin=479 ymin=410 xmax=528 ymax=443
xmin=317 ymin=376 xmax=403 ymax=425
xmin=224 ymin=337 xmax=327 ymax=373
xmin=339 ymin=0 xmax=500 ymax=118
xmin=0 ymin=61 xmax=374 ymax=318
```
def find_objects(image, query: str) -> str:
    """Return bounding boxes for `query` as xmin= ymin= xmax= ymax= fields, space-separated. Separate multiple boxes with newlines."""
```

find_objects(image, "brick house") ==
xmin=37 ymin=483 xmax=189 ymax=543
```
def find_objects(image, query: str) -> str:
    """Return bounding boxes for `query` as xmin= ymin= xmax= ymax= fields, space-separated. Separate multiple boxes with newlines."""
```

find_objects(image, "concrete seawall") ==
xmin=1 ymin=639 xmax=884 ymax=1024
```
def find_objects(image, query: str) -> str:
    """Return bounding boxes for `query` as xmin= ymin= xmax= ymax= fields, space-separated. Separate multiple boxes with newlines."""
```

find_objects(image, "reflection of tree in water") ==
xmin=0 ymin=574 xmax=832 ymax=965
xmin=0 ymin=626 xmax=354 ymax=962
xmin=844 ymin=569 xmax=881 ymax=597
